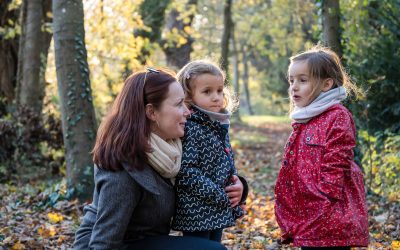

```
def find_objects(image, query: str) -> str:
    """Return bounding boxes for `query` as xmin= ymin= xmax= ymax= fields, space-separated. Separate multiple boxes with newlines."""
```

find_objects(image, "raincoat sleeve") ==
xmin=318 ymin=110 xmax=356 ymax=200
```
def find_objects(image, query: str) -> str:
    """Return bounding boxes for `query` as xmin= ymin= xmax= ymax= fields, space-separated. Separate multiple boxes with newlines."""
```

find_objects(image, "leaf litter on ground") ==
xmin=0 ymin=118 xmax=398 ymax=249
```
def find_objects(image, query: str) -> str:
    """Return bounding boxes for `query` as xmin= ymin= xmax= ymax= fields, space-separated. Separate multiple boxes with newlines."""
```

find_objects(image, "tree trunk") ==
xmin=162 ymin=0 xmax=198 ymax=70
xmin=321 ymin=0 xmax=342 ymax=57
xmin=17 ymin=0 xmax=43 ymax=112
xmin=0 ymin=0 xmax=20 ymax=105
xmin=242 ymin=47 xmax=254 ymax=115
xmin=16 ymin=0 xmax=26 ymax=106
xmin=53 ymin=0 xmax=97 ymax=201
xmin=17 ymin=0 xmax=52 ymax=114
xmin=231 ymin=24 xmax=240 ymax=120
xmin=220 ymin=0 xmax=233 ymax=78
xmin=134 ymin=0 xmax=170 ymax=65
xmin=40 ymin=0 xmax=53 ymax=94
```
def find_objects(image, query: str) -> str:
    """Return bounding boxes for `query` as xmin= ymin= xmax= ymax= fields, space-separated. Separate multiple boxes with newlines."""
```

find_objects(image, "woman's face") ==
xmin=152 ymin=81 xmax=190 ymax=140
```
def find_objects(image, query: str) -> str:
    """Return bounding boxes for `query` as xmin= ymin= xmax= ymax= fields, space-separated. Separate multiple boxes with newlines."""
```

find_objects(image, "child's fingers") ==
xmin=229 ymin=198 xmax=239 ymax=207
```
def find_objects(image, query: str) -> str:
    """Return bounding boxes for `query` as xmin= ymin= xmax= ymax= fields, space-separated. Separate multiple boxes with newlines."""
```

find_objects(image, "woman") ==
xmin=74 ymin=68 xmax=246 ymax=249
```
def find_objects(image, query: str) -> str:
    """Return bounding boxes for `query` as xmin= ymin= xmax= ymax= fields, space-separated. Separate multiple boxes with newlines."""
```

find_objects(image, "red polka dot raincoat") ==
xmin=274 ymin=104 xmax=369 ymax=247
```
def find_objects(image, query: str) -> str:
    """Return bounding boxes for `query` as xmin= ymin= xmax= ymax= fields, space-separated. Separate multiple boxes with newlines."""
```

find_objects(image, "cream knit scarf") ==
xmin=147 ymin=133 xmax=182 ymax=182
xmin=290 ymin=86 xmax=347 ymax=123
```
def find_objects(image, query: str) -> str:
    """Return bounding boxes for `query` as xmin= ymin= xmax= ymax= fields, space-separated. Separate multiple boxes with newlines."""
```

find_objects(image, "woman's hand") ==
xmin=224 ymin=175 xmax=243 ymax=207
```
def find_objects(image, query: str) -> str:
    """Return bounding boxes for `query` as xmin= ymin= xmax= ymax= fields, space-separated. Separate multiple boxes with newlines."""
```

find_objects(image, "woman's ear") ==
xmin=322 ymin=78 xmax=334 ymax=92
xmin=145 ymin=104 xmax=157 ymax=121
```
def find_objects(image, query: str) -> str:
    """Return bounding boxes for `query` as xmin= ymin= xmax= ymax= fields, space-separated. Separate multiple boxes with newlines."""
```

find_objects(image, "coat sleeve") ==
xmin=226 ymin=133 xmax=237 ymax=176
xmin=177 ymin=127 xmax=231 ymax=208
xmin=318 ymin=110 xmax=356 ymax=200
xmin=89 ymin=169 xmax=141 ymax=249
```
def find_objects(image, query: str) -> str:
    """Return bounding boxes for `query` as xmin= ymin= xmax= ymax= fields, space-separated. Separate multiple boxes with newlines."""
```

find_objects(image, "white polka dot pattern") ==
xmin=274 ymin=104 xmax=369 ymax=247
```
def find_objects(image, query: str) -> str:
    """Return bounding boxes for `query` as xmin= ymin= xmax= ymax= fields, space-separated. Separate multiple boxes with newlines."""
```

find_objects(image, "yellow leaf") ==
xmin=38 ymin=225 xmax=57 ymax=238
xmin=12 ymin=241 xmax=25 ymax=250
xmin=392 ymin=241 xmax=400 ymax=250
xmin=178 ymin=37 xmax=187 ymax=45
xmin=47 ymin=212 xmax=63 ymax=223
xmin=48 ymin=225 xmax=57 ymax=237
xmin=372 ymin=166 xmax=378 ymax=174
xmin=183 ymin=25 xmax=192 ymax=34
xmin=225 ymin=232 xmax=235 ymax=239
xmin=388 ymin=193 xmax=399 ymax=203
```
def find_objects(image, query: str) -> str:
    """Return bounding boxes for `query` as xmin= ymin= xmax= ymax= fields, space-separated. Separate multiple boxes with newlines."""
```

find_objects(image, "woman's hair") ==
xmin=92 ymin=69 xmax=177 ymax=171
xmin=288 ymin=45 xmax=363 ymax=105
xmin=177 ymin=59 xmax=238 ymax=112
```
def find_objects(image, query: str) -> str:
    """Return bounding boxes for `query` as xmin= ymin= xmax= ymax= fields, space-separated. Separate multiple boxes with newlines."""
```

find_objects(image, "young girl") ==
xmin=171 ymin=60 xmax=245 ymax=242
xmin=274 ymin=46 xmax=369 ymax=249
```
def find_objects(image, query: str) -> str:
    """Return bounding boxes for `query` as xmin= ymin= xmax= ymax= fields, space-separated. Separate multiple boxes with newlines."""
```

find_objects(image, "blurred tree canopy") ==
xmin=342 ymin=0 xmax=400 ymax=133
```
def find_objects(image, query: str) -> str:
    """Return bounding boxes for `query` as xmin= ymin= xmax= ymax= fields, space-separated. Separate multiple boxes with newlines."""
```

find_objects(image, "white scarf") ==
xmin=147 ymin=133 xmax=182 ymax=182
xmin=290 ymin=86 xmax=347 ymax=123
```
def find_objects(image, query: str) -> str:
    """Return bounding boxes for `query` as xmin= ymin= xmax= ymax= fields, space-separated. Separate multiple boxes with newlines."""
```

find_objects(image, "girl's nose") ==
xmin=291 ymin=82 xmax=299 ymax=91
xmin=212 ymin=93 xmax=219 ymax=101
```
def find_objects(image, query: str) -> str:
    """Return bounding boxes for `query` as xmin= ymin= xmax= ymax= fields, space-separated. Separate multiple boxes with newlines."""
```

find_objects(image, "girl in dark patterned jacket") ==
xmin=171 ymin=59 xmax=246 ymax=242
xmin=275 ymin=46 xmax=368 ymax=249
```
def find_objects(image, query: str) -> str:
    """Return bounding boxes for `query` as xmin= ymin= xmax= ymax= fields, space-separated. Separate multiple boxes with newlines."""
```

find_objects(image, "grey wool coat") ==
xmin=73 ymin=163 xmax=175 ymax=249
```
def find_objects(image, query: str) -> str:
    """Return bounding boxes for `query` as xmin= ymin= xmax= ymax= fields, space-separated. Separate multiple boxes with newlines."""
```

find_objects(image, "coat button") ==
xmin=289 ymin=151 xmax=294 ymax=155
xmin=283 ymin=160 xmax=288 ymax=166
xmin=306 ymin=137 xmax=311 ymax=142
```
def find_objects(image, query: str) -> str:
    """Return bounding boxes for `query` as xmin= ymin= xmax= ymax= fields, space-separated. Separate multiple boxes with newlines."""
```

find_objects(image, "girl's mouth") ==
xmin=292 ymin=95 xmax=301 ymax=101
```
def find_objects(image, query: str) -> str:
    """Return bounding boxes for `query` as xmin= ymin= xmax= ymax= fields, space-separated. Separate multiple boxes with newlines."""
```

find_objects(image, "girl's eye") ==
xmin=300 ymin=78 xmax=307 ymax=82
xmin=217 ymin=89 xmax=223 ymax=94
xmin=289 ymin=79 xmax=294 ymax=84
xmin=203 ymin=90 xmax=210 ymax=94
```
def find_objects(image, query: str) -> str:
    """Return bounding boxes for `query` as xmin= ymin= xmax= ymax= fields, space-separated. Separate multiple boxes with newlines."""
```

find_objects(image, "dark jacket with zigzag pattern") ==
xmin=172 ymin=106 xmax=243 ymax=232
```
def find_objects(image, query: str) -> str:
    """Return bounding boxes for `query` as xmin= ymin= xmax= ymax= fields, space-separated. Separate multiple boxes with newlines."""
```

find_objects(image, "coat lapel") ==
xmin=122 ymin=163 xmax=161 ymax=195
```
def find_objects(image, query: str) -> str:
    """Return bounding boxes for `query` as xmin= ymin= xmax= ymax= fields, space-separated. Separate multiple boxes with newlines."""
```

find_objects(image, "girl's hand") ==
xmin=224 ymin=175 xmax=243 ymax=207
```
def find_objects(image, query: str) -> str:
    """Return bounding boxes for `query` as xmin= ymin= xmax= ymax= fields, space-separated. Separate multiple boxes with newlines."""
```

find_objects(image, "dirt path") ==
xmin=222 ymin=121 xmax=292 ymax=249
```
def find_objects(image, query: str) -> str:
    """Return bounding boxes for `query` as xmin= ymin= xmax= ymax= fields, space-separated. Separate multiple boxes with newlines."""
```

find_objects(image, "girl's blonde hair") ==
xmin=177 ymin=59 xmax=238 ymax=112
xmin=288 ymin=45 xmax=363 ymax=110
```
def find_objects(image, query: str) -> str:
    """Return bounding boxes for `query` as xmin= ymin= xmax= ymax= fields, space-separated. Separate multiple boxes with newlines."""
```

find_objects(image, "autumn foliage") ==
xmin=1 ymin=118 xmax=398 ymax=249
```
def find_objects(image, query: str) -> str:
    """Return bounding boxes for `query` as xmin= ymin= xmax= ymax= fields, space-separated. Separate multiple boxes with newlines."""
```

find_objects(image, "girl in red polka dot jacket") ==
xmin=274 ymin=46 xmax=368 ymax=249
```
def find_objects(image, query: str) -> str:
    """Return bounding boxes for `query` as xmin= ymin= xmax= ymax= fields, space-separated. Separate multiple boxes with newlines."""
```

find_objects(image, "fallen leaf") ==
xmin=12 ymin=241 xmax=25 ymax=250
xmin=47 ymin=212 xmax=64 ymax=223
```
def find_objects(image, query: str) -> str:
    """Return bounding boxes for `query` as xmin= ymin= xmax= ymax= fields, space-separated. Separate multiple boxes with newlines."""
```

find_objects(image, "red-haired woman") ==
xmin=73 ymin=68 xmax=246 ymax=249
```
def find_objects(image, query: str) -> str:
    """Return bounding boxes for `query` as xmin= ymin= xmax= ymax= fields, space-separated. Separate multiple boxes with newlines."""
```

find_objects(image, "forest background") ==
xmin=0 ymin=0 xmax=399 ymax=249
